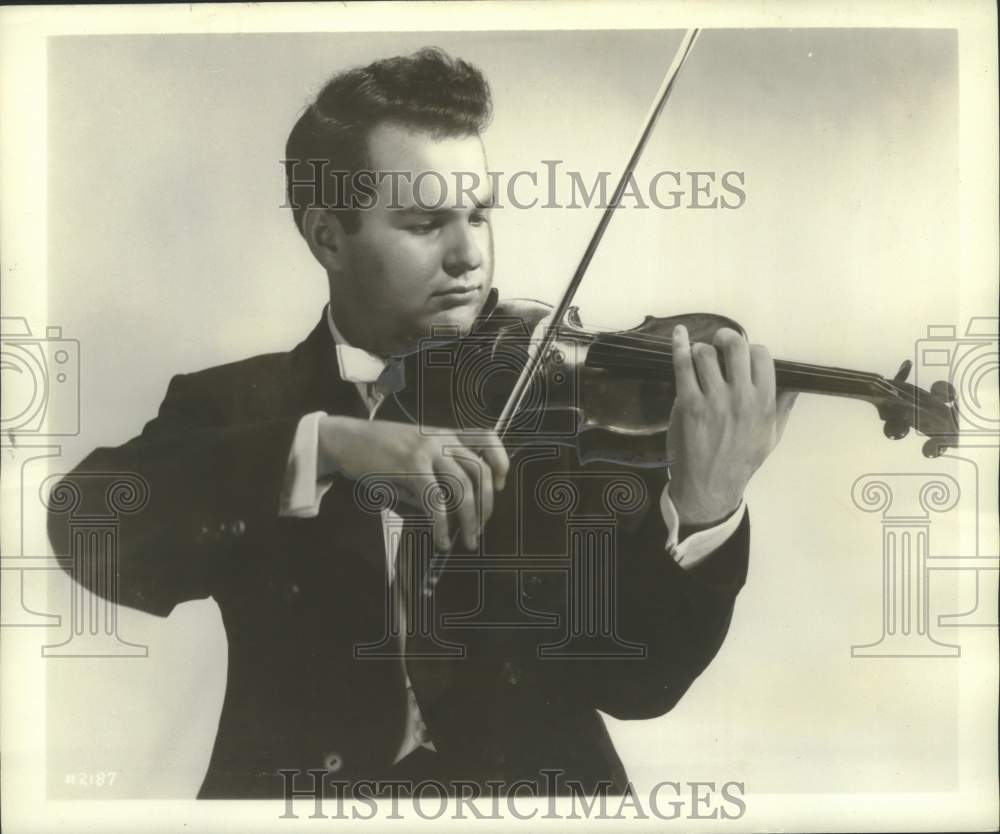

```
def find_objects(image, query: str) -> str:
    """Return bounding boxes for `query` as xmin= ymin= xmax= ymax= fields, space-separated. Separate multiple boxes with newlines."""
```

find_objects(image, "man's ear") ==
xmin=302 ymin=208 xmax=347 ymax=272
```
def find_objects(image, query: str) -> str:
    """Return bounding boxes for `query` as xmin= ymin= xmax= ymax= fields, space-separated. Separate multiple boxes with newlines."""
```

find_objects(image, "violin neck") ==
xmin=585 ymin=336 xmax=895 ymax=405
xmin=773 ymin=358 xmax=893 ymax=403
xmin=586 ymin=334 xmax=895 ymax=404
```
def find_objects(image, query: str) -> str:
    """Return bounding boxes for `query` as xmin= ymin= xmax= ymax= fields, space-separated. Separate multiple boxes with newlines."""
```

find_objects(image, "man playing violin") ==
xmin=48 ymin=47 xmax=795 ymax=799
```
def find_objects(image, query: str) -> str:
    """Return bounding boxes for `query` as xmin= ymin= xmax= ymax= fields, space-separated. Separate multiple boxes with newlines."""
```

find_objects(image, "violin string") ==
xmin=590 ymin=348 xmax=884 ymax=384
xmin=569 ymin=324 xmax=901 ymax=382
xmin=567 ymin=325 xmax=885 ymax=376
xmin=587 ymin=348 xmax=886 ymax=385
xmin=586 ymin=353 xmax=880 ymax=389
xmin=580 ymin=336 xmax=898 ymax=396
xmin=587 ymin=362 xmax=895 ymax=398
xmin=564 ymin=327 xmax=894 ymax=387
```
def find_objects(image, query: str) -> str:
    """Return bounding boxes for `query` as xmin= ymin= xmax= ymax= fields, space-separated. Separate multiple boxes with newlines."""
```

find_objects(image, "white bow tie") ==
xmin=334 ymin=343 xmax=387 ymax=384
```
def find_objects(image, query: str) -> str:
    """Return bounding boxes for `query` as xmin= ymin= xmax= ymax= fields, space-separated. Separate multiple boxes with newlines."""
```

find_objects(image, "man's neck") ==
xmin=327 ymin=300 xmax=396 ymax=357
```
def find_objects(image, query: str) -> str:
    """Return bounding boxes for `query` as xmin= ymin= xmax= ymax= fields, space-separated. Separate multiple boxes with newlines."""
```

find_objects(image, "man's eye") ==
xmin=407 ymin=222 xmax=439 ymax=235
xmin=469 ymin=212 xmax=490 ymax=227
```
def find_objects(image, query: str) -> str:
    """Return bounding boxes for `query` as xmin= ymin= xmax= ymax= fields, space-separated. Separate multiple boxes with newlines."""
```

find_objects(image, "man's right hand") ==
xmin=317 ymin=415 xmax=509 ymax=552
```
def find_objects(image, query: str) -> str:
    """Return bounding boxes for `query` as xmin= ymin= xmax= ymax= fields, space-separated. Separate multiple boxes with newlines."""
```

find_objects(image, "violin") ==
xmin=386 ymin=291 xmax=961 ymax=465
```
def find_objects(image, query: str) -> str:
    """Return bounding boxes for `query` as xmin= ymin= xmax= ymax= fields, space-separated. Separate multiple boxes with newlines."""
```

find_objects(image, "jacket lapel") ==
xmin=283 ymin=315 xmax=389 ymax=578
xmin=289 ymin=314 xmax=370 ymax=420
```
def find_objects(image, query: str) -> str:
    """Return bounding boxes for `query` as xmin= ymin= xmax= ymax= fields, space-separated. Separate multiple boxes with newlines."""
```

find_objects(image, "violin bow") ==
xmin=494 ymin=28 xmax=703 ymax=438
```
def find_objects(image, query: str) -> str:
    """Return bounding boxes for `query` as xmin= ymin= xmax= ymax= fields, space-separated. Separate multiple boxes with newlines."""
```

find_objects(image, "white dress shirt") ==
xmin=279 ymin=304 xmax=747 ymax=763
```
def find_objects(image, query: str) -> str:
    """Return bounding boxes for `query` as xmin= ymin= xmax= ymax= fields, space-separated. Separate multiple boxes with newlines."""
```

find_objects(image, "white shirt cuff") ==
xmin=660 ymin=486 xmax=746 ymax=570
xmin=279 ymin=411 xmax=335 ymax=518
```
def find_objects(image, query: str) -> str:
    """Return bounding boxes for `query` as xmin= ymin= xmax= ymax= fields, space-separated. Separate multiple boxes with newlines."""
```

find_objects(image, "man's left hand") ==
xmin=667 ymin=324 xmax=797 ymax=527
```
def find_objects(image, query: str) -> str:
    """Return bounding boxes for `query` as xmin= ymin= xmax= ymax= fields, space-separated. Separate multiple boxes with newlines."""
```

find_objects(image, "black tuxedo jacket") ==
xmin=47 ymin=308 xmax=750 ymax=799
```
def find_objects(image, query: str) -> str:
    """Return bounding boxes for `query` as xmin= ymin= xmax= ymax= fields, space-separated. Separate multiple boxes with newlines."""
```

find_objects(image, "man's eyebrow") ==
xmin=392 ymin=193 xmax=495 ymax=214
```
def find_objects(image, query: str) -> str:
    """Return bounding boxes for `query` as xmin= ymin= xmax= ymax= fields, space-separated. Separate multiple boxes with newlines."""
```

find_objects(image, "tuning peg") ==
xmin=930 ymin=380 xmax=957 ymax=404
xmin=883 ymin=419 xmax=910 ymax=440
xmin=892 ymin=360 xmax=913 ymax=383
xmin=922 ymin=438 xmax=947 ymax=458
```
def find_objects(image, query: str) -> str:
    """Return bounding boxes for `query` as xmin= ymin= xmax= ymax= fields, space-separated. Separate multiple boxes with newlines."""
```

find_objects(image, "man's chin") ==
xmin=422 ymin=300 xmax=483 ymax=337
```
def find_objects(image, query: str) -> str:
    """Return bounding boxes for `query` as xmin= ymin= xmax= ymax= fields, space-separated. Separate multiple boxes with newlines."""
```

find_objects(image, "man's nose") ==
xmin=442 ymin=223 xmax=483 ymax=278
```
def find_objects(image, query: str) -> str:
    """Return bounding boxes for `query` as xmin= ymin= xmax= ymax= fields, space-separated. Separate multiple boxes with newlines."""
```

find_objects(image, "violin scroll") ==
xmin=873 ymin=358 xmax=960 ymax=457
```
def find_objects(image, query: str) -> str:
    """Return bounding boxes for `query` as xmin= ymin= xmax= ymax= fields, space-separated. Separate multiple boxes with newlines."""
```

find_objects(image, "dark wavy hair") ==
xmin=284 ymin=47 xmax=493 ymax=234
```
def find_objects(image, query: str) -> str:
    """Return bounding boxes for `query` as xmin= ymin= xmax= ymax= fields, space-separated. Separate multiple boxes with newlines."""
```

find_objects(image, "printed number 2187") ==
xmin=64 ymin=771 xmax=118 ymax=788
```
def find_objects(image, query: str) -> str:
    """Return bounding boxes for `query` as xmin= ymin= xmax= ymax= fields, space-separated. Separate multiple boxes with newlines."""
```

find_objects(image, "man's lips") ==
xmin=432 ymin=285 xmax=480 ymax=298
xmin=430 ymin=285 xmax=481 ymax=309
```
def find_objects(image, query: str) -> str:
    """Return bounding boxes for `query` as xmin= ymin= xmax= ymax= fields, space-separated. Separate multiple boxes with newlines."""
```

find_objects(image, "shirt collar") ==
xmin=325 ymin=303 xmax=388 ymax=384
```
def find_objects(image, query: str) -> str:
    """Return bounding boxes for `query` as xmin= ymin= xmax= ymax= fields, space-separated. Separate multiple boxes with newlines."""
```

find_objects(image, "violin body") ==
xmin=388 ymin=296 xmax=684 ymax=466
